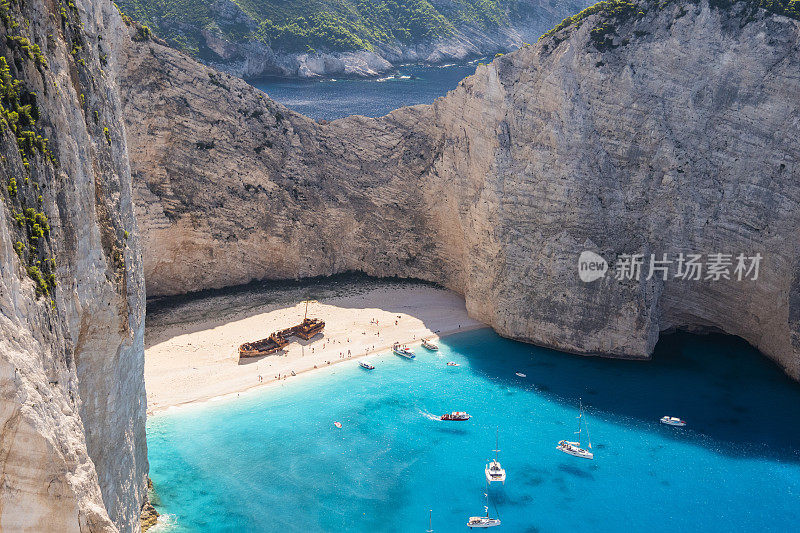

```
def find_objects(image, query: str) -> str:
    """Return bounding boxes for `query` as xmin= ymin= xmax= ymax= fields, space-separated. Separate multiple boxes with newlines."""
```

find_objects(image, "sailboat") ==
xmin=485 ymin=428 xmax=506 ymax=484
xmin=467 ymin=486 xmax=501 ymax=528
xmin=557 ymin=400 xmax=594 ymax=460
xmin=426 ymin=509 xmax=433 ymax=532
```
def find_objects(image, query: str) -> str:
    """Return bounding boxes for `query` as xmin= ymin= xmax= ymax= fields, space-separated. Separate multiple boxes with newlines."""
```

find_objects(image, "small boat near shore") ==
xmin=447 ymin=361 xmax=460 ymax=367
xmin=661 ymin=416 xmax=686 ymax=427
xmin=358 ymin=361 xmax=375 ymax=370
xmin=441 ymin=411 xmax=471 ymax=421
xmin=392 ymin=343 xmax=415 ymax=359
xmin=422 ymin=338 xmax=439 ymax=351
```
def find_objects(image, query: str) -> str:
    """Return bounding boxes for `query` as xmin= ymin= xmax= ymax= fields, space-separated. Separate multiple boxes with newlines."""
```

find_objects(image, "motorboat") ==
xmin=358 ymin=361 xmax=375 ymax=370
xmin=422 ymin=338 xmax=439 ymax=351
xmin=447 ymin=361 xmax=460 ymax=367
xmin=660 ymin=416 xmax=686 ymax=427
xmin=515 ymin=372 xmax=526 ymax=377
xmin=392 ymin=343 xmax=415 ymax=359
xmin=441 ymin=411 xmax=471 ymax=421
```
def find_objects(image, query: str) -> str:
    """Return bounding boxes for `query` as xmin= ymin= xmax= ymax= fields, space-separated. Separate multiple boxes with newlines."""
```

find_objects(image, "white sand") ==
xmin=144 ymin=281 xmax=484 ymax=412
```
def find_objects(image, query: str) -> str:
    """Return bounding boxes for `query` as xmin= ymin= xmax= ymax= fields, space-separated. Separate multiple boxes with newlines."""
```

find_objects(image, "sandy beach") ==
xmin=144 ymin=277 xmax=484 ymax=412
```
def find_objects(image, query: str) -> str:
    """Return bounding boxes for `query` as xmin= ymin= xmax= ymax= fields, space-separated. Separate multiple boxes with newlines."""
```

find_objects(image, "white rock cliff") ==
xmin=0 ymin=0 xmax=146 ymax=531
xmin=122 ymin=0 xmax=800 ymax=381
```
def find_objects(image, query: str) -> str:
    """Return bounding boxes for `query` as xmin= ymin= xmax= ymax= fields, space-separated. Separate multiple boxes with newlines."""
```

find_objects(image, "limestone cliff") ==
xmin=123 ymin=0 xmax=800 ymax=381
xmin=0 ymin=0 xmax=146 ymax=531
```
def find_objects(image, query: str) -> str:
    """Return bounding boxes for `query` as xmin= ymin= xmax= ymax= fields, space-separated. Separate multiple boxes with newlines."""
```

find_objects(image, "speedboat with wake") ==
xmin=392 ymin=343 xmax=415 ymax=359
xmin=660 ymin=416 xmax=686 ymax=426
xmin=485 ymin=428 xmax=506 ymax=484
xmin=422 ymin=338 xmax=439 ymax=351
xmin=557 ymin=400 xmax=594 ymax=460
xmin=441 ymin=411 xmax=471 ymax=421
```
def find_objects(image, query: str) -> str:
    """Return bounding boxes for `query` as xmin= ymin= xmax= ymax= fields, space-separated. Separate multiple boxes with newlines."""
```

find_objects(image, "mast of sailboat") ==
xmin=426 ymin=509 xmax=433 ymax=533
xmin=575 ymin=399 xmax=592 ymax=449
xmin=584 ymin=403 xmax=592 ymax=449
xmin=493 ymin=427 xmax=500 ymax=461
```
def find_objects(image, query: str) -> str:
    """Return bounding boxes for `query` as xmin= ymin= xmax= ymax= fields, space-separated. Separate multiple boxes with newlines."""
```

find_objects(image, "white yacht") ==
xmin=557 ymin=400 xmax=594 ymax=460
xmin=392 ymin=343 xmax=415 ymax=359
xmin=422 ymin=338 xmax=439 ymax=351
xmin=660 ymin=416 xmax=686 ymax=427
xmin=485 ymin=429 xmax=506 ymax=484
xmin=467 ymin=489 xmax=501 ymax=528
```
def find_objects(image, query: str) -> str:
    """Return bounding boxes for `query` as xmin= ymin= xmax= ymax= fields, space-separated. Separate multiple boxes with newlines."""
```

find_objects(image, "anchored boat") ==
xmin=392 ymin=343 xmax=415 ymax=359
xmin=557 ymin=400 xmax=594 ymax=460
xmin=485 ymin=429 xmax=506 ymax=484
xmin=660 ymin=416 xmax=686 ymax=427
xmin=358 ymin=361 xmax=375 ymax=370
xmin=422 ymin=338 xmax=439 ymax=351
xmin=467 ymin=487 xmax=501 ymax=528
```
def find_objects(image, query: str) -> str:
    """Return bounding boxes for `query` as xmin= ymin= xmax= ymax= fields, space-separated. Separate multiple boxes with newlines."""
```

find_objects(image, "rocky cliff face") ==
xmin=0 ymin=0 xmax=146 ymax=531
xmin=123 ymin=0 xmax=800 ymax=381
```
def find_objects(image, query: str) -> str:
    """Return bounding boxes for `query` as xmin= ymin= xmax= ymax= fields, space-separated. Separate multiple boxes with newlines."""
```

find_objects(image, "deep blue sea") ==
xmin=147 ymin=329 xmax=800 ymax=532
xmin=248 ymin=62 xmax=482 ymax=121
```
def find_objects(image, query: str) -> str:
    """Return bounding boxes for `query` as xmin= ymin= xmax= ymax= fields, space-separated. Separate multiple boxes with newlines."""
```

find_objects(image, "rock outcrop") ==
xmin=122 ymin=0 xmax=800 ymax=381
xmin=0 ymin=0 xmax=147 ymax=531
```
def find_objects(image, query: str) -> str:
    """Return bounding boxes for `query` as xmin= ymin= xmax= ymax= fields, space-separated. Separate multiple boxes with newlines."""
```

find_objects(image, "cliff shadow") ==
xmin=144 ymin=272 xmax=463 ymax=349
xmin=455 ymin=329 xmax=800 ymax=463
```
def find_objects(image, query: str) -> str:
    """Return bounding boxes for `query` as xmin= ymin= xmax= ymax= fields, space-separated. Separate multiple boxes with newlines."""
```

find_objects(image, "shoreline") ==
xmin=144 ymin=280 xmax=485 ymax=414
xmin=149 ymin=323 xmax=486 ymax=415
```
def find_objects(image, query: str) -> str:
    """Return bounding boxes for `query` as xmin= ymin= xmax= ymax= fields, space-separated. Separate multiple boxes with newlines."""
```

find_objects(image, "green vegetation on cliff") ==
xmin=115 ymin=0 xmax=530 ymax=56
xmin=538 ymin=0 xmax=800 ymax=51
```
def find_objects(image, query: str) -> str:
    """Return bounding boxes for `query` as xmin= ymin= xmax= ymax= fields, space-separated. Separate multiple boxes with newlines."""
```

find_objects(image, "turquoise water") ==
xmin=147 ymin=329 xmax=800 ymax=532
xmin=249 ymin=62 xmax=482 ymax=121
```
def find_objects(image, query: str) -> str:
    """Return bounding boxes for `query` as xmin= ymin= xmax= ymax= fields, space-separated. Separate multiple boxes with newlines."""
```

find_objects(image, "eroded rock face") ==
xmin=0 ymin=0 xmax=147 ymax=531
xmin=122 ymin=0 xmax=800 ymax=380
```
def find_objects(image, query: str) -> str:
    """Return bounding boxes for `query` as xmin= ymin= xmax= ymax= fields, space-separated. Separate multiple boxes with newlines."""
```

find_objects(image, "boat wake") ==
xmin=418 ymin=408 xmax=441 ymax=421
